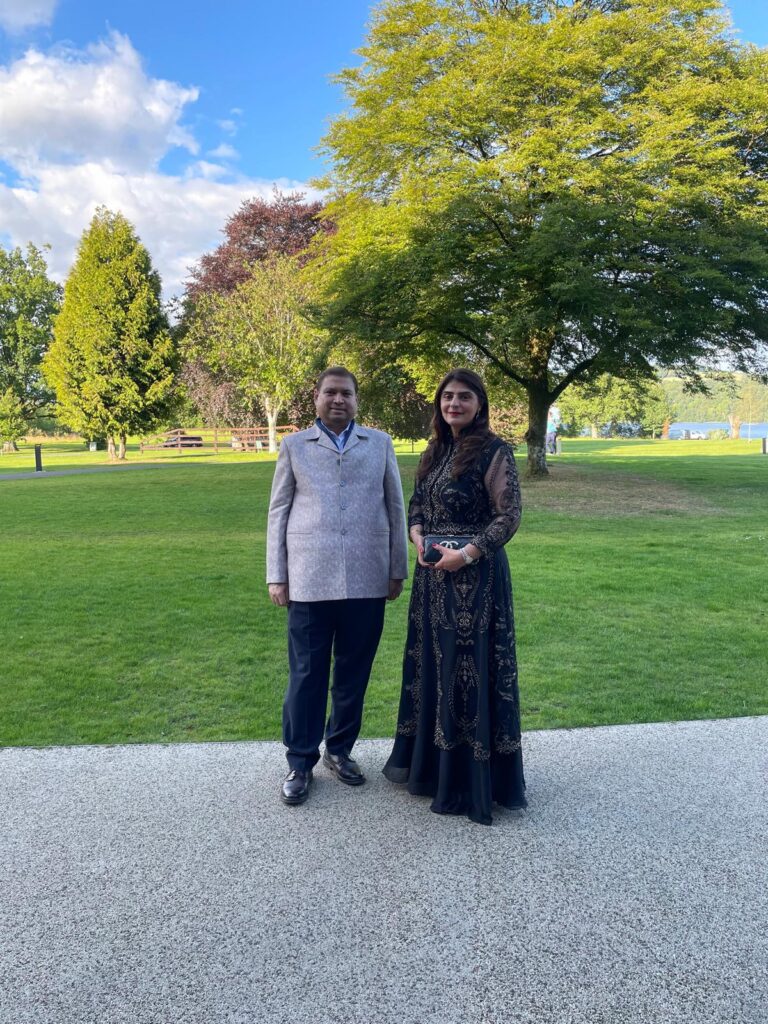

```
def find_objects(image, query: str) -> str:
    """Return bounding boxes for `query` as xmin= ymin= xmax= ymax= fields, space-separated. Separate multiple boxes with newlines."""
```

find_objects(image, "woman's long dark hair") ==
xmin=416 ymin=369 xmax=495 ymax=482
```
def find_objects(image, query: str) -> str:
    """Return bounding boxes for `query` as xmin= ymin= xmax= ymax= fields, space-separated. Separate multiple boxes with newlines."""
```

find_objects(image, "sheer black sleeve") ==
xmin=470 ymin=443 xmax=522 ymax=556
xmin=408 ymin=476 xmax=425 ymax=532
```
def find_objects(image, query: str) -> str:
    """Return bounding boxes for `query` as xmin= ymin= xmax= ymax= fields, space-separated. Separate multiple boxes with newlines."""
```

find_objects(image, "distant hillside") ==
xmin=660 ymin=373 xmax=768 ymax=423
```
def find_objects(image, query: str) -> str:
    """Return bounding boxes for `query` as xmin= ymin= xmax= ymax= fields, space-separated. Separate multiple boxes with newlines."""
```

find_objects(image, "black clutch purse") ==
xmin=422 ymin=535 xmax=473 ymax=563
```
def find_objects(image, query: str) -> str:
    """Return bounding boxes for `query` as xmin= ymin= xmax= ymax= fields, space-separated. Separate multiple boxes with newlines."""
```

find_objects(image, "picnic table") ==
xmin=230 ymin=426 xmax=298 ymax=451
xmin=140 ymin=429 xmax=204 ymax=452
xmin=139 ymin=426 xmax=299 ymax=454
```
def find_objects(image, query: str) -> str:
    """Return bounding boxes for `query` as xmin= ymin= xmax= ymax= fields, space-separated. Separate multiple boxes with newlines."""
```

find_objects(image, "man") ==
xmin=266 ymin=367 xmax=409 ymax=806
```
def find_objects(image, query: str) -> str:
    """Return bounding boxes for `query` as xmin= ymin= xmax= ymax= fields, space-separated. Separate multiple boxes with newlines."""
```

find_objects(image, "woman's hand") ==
xmin=412 ymin=530 xmax=430 ymax=568
xmin=430 ymin=545 xmax=467 ymax=573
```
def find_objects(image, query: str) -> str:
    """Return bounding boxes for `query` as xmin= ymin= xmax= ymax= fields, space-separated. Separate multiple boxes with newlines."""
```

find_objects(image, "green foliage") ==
xmin=660 ymin=372 xmax=768 ymax=422
xmin=359 ymin=367 xmax=432 ymax=441
xmin=316 ymin=0 xmax=768 ymax=473
xmin=558 ymin=373 xmax=670 ymax=436
xmin=0 ymin=244 xmax=61 ymax=444
xmin=489 ymin=401 xmax=528 ymax=444
xmin=0 ymin=388 xmax=26 ymax=447
xmin=184 ymin=254 xmax=328 ymax=447
xmin=332 ymin=351 xmax=432 ymax=439
xmin=43 ymin=209 xmax=177 ymax=454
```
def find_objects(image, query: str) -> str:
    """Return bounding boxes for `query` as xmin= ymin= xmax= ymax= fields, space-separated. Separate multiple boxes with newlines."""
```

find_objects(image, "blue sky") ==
xmin=27 ymin=0 xmax=375 ymax=183
xmin=0 ymin=0 xmax=765 ymax=295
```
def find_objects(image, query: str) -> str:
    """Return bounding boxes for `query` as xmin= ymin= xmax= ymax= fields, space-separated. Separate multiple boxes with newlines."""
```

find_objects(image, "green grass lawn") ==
xmin=0 ymin=434 xmax=426 ymax=474
xmin=1 ymin=438 xmax=766 ymax=747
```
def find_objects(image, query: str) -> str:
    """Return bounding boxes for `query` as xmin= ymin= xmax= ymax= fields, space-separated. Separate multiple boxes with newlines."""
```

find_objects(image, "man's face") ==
xmin=313 ymin=374 xmax=358 ymax=432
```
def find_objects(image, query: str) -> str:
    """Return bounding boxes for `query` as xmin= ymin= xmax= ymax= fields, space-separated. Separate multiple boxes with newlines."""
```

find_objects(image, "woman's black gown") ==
xmin=383 ymin=436 xmax=526 ymax=825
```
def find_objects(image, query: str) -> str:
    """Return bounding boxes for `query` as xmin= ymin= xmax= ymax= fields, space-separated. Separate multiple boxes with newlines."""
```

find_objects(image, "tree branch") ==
xmin=551 ymin=355 xmax=598 ymax=399
xmin=444 ymin=326 xmax=531 ymax=388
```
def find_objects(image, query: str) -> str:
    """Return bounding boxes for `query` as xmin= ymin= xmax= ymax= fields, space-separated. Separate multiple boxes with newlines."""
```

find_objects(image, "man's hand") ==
xmin=388 ymin=579 xmax=404 ymax=601
xmin=268 ymin=583 xmax=289 ymax=607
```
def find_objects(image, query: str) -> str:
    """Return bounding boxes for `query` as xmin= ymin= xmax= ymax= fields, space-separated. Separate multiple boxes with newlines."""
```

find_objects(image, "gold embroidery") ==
xmin=401 ymin=438 xmax=523 ymax=760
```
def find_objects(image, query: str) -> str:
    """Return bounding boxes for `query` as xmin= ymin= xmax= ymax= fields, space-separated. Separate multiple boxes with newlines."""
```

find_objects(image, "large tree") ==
xmin=44 ymin=209 xmax=178 ymax=460
xmin=186 ymin=191 xmax=330 ymax=302
xmin=0 ymin=244 xmax=61 ymax=451
xmin=185 ymin=254 xmax=328 ymax=451
xmin=315 ymin=0 xmax=768 ymax=475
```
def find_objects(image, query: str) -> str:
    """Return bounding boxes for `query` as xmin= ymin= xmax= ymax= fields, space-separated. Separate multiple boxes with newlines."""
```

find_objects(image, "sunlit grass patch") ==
xmin=1 ymin=440 xmax=766 ymax=747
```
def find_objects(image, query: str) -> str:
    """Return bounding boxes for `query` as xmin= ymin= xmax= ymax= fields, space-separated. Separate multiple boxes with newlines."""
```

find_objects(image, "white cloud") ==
xmin=0 ymin=33 xmax=198 ymax=172
xmin=0 ymin=0 xmax=57 ymax=33
xmin=0 ymin=163 xmax=321 ymax=297
xmin=0 ymin=32 xmax=322 ymax=298
xmin=186 ymin=160 xmax=229 ymax=180
xmin=208 ymin=143 xmax=239 ymax=160
xmin=217 ymin=119 xmax=238 ymax=136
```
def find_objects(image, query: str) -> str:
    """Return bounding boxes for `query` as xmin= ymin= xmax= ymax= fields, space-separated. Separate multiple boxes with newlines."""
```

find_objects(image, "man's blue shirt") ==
xmin=316 ymin=417 xmax=356 ymax=452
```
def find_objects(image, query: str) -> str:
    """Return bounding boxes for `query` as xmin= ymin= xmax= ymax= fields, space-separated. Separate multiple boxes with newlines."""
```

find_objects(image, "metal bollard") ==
xmin=34 ymin=444 xmax=43 ymax=472
xmin=762 ymin=437 xmax=767 ymax=455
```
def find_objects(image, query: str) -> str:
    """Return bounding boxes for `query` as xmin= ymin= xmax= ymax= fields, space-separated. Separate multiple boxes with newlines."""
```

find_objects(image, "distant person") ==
xmin=546 ymin=404 xmax=561 ymax=454
xmin=383 ymin=369 xmax=526 ymax=825
xmin=266 ymin=367 xmax=409 ymax=806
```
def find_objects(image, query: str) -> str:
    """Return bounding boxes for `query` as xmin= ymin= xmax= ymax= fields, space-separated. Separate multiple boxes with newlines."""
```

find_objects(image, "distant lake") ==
xmin=671 ymin=421 xmax=768 ymax=440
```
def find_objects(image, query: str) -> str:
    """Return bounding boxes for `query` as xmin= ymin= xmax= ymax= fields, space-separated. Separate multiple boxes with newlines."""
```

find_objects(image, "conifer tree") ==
xmin=45 ymin=209 xmax=178 ymax=459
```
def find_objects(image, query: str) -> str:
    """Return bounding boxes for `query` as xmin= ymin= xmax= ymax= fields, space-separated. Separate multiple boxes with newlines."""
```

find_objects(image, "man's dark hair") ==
xmin=315 ymin=366 xmax=359 ymax=393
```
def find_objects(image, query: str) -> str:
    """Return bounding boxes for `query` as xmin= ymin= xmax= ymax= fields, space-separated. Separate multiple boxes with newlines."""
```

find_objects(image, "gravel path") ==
xmin=2 ymin=717 xmax=766 ymax=1024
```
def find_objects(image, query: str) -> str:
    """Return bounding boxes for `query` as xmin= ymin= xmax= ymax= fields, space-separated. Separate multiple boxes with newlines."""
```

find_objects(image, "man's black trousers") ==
xmin=283 ymin=598 xmax=386 ymax=772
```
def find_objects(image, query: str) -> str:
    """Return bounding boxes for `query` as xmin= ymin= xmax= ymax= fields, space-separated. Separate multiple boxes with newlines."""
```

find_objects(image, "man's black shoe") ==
xmin=322 ymin=751 xmax=366 ymax=786
xmin=281 ymin=769 xmax=312 ymax=805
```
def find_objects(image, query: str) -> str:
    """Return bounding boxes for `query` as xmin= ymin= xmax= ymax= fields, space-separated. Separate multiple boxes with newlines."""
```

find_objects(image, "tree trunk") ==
xmin=662 ymin=418 xmax=671 ymax=439
xmin=118 ymin=434 xmax=127 ymax=460
xmin=525 ymin=389 xmax=549 ymax=477
xmin=107 ymin=436 xmax=117 ymax=461
xmin=728 ymin=414 xmax=741 ymax=440
xmin=590 ymin=422 xmax=599 ymax=439
xmin=2 ymin=440 xmax=19 ymax=453
xmin=265 ymin=400 xmax=279 ymax=453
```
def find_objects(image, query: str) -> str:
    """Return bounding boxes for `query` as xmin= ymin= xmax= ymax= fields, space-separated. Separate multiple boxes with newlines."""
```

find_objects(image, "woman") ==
xmin=383 ymin=369 xmax=526 ymax=825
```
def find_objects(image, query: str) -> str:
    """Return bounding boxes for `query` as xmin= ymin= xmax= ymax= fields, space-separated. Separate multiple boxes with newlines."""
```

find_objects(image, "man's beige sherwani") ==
xmin=266 ymin=423 xmax=409 ymax=603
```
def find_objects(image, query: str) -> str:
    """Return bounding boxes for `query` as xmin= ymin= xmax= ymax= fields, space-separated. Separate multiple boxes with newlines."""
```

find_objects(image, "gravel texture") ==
xmin=2 ymin=717 xmax=766 ymax=1024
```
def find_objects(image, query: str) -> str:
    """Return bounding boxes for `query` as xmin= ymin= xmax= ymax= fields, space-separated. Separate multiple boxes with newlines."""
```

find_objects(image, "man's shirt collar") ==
xmin=316 ymin=417 xmax=356 ymax=452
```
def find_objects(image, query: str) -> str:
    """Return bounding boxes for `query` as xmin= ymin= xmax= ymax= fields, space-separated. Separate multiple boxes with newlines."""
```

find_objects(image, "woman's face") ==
xmin=440 ymin=380 xmax=481 ymax=434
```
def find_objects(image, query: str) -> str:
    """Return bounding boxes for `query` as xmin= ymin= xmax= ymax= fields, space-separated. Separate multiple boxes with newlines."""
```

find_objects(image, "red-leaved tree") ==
xmin=186 ymin=191 xmax=330 ymax=301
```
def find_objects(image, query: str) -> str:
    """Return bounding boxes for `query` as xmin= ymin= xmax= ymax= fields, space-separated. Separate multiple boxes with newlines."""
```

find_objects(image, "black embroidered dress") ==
xmin=383 ymin=436 xmax=526 ymax=825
